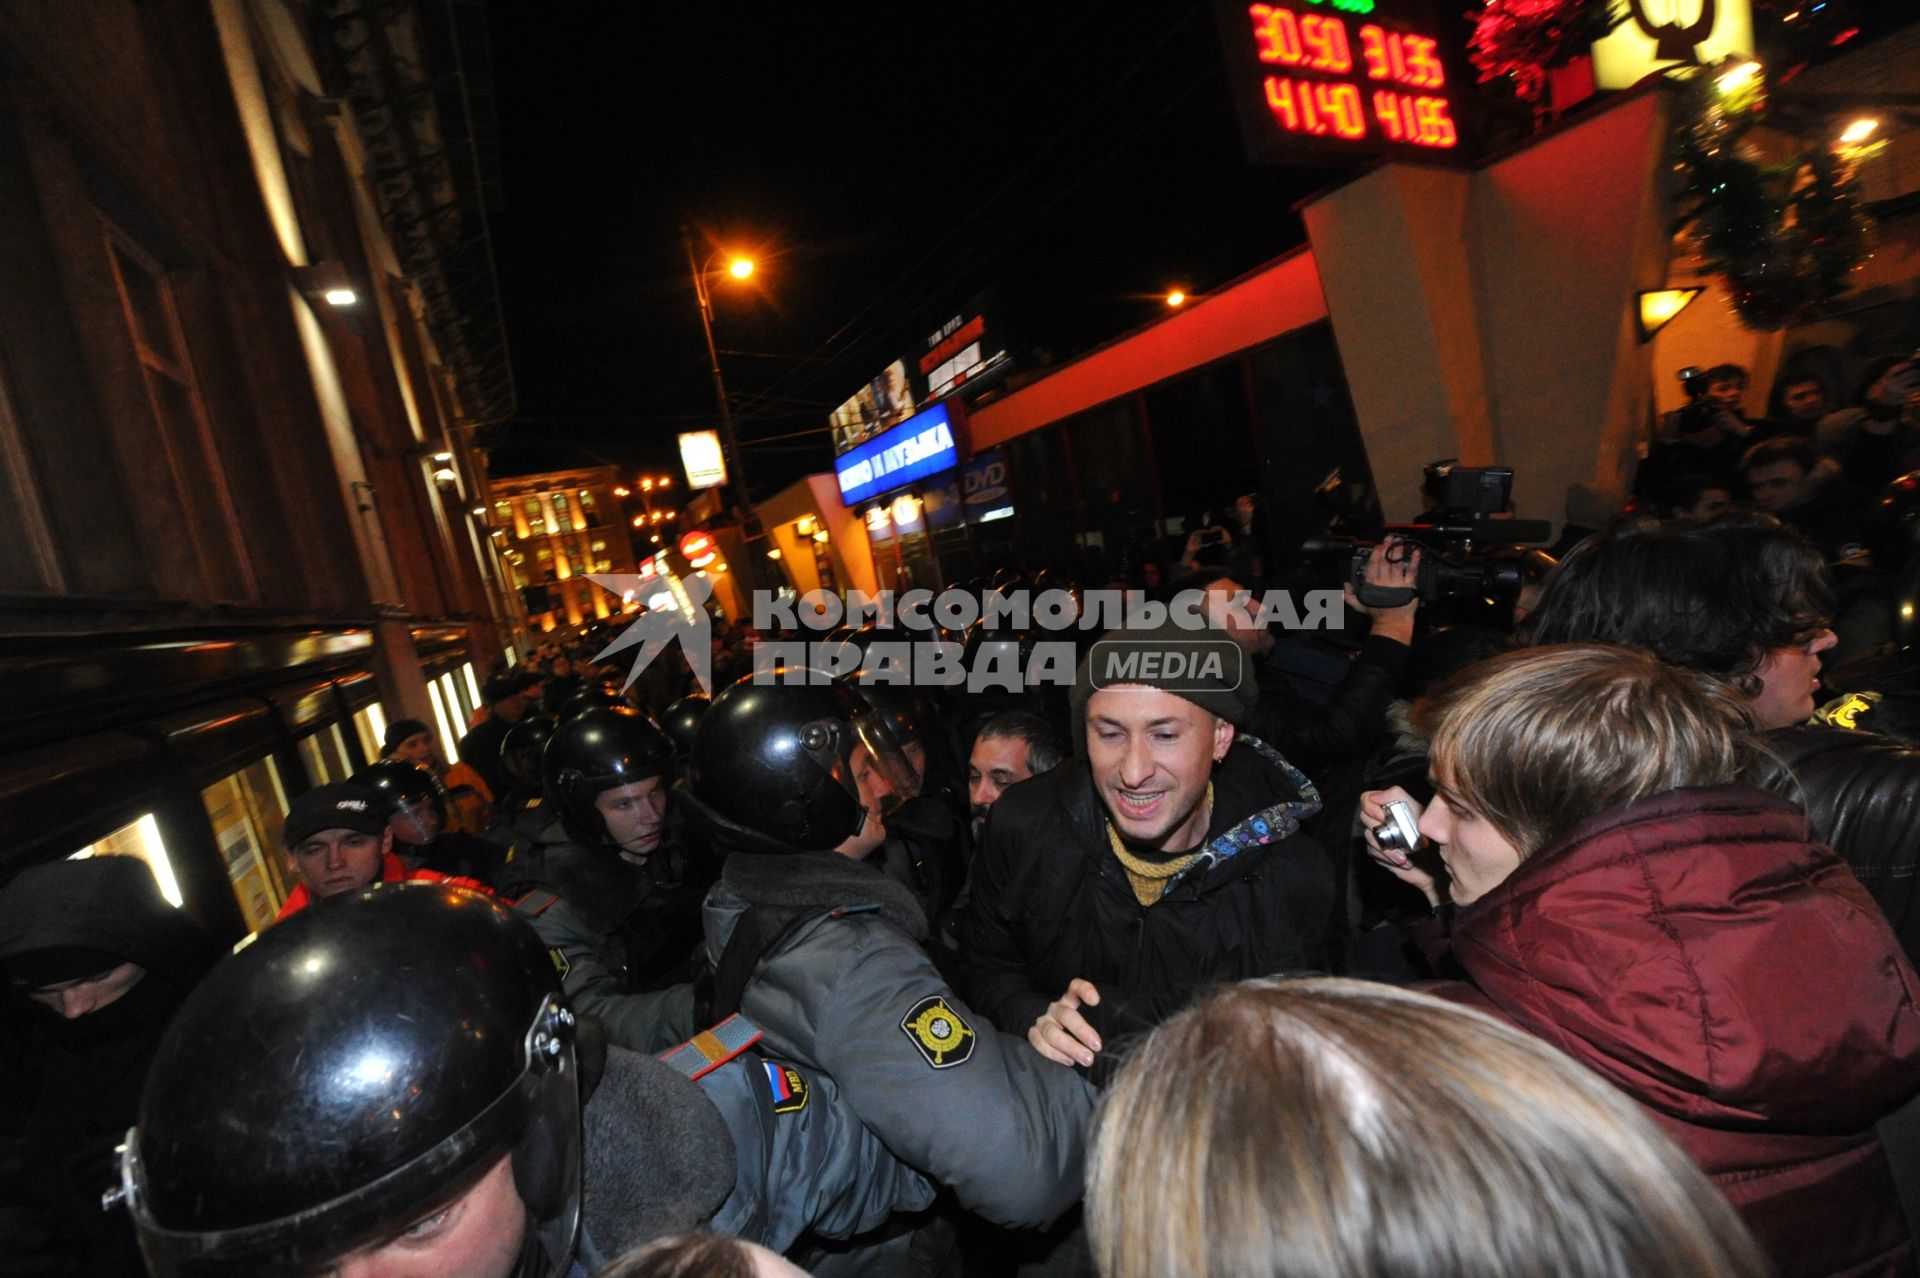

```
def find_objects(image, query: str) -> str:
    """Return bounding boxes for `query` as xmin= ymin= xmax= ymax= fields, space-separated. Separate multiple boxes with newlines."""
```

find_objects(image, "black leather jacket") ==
xmin=1768 ymin=724 xmax=1920 ymax=967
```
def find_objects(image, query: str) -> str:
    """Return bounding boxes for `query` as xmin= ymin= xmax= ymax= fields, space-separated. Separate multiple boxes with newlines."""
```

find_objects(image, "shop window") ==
xmin=69 ymin=814 xmax=184 ymax=908
xmin=1247 ymin=325 xmax=1379 ymax=570
xmin=1143 ymin=364 xmax=1259 ymax=541
xmin=297 ymin=723 xmax=352 ymax=786
xmin=352 ymin=701 xmax=388 ymax=764
xmin=426 ymin=679 xmax=462 ymax=765
xmin=1005 ymin=426 xmax=1078 ymax=579
xmin=1066 ymin=399 xmax=1155 ymax=585
xmin=201 ymin=759 xmax=292 ymax=933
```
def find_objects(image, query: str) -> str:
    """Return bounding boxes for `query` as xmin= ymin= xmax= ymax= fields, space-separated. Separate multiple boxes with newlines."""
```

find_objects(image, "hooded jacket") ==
xmin=1428 ymin=785 xmax=1920 ymax=1278
xmin=960 ymin=736 xmax=1333 ymax=1047
xmin=0 ymin=857 xmax=215 ymax=1276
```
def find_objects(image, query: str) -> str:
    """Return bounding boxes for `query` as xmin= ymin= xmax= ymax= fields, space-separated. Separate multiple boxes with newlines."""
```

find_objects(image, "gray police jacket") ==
xmin=507 ymin=843 xmax=697 ymax=1052
xmin=703 ymin=849 xmax=1097 ymax=1230
xmin=582 ymin=1036 xmax=932 ymax=1262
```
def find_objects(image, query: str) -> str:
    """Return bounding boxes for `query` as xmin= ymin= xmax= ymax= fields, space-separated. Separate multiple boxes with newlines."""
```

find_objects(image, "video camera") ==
xmin=1302 ymin=461 xmax=1553 ymax=608
xmin=1670 ymin=365 xmax=1719 ymax=437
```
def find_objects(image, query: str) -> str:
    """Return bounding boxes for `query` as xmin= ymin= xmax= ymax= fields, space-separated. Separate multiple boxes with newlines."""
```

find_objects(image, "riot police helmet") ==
xmin=543 ymin=705 xmax=675 ymax=850
xmin=660 ymin=694 xmax=710 ymax=763
xmin=351 ymin=759 xmax=445 ymax=847
xmin=502 ymin=713 xmax=559 ymax=791
xmin=685 ymin=677 xmax=917 ymax=855
xmin=558 ymin=682 xmax=632 ymax=723
xmin=118 ymin=883 xmax=580 ymax=1277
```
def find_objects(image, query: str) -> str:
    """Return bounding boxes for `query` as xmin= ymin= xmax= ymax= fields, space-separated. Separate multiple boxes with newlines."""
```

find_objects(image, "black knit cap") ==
xmin=1069 ymin=617 xmax=1256 ymax=753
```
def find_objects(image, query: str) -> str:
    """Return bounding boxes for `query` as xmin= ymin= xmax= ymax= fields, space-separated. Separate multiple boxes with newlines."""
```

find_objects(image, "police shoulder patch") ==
xmin=900 ymin=995 xmax=976 ymax=1069
xmin=764 ymin=1059 xmax=810 ymax=1114
xmin=547 ymin=947 xmax=570 ymax=980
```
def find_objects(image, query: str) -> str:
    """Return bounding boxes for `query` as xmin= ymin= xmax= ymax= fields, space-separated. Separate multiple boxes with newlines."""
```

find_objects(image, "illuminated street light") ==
xmin=641 ymin=478 xmax=654 ymax=492
xmin=1840 ymin=118 xmax=1880 ymax=145
xmin=323 ymin=288 xmax=359 ymax=307
xmin=614 ymin=486 xmax=630 ymax=497
xmin=683 ymin=224 xmax=761 ymax=573
xmin=729 ymin=258 xmax=754 ymax=280
xmin=1166 ymin=290 xmax=1187 ymax=308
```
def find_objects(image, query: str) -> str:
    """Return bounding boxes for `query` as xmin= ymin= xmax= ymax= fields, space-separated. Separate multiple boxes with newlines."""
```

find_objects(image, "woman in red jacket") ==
xmin=1362 ymin=643 xmax=1920 ymax=1278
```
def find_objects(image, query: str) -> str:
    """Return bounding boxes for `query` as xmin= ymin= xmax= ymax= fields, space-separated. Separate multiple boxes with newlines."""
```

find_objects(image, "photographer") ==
xmin=1357 ymin=644 xmax=1920 ymax=1278
xmin=1639 ymin=364 xmax=1779 ymax=504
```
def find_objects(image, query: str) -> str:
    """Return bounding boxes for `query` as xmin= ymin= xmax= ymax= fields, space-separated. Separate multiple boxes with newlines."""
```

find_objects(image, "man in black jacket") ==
xmin=0 ymin=856 xmax=214 ymax=1276
xmin=960 ymin=618 xmax=1336 ymax=1078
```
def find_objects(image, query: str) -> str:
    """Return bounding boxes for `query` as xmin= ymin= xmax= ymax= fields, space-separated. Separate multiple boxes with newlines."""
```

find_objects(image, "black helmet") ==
xmin=543 ymin=706 xmax=674 ymax=849
xmin=118 ymin=884 xmax=580 ymax=1277
xmin=557 ymin=682 xmax=631 ymax=723
xmin=350 ymin=760 xmax=443 ymax=847
xmin=842 ymin=679 xmax=939 ymax=751
xmin=684 ymin=677 xmax=914 ymax=855
xmin=660 ymin=694 xmax=710 ymax=762
xmin=502 ymin=714 xmax=559 ymax=791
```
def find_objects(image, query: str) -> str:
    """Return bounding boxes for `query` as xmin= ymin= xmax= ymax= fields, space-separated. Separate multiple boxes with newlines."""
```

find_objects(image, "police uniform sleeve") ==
xmin=515 ymin=892 xmax=696 ymax=1053
xmin=766 ymin=917 xmax=1095 ymax=1230
xmin=704 ymin=1055 xmax=935 ymax=1252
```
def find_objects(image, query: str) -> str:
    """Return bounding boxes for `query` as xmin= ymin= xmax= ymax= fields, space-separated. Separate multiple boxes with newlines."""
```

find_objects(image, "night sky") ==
xmin=483 ymin=2 xmax=1341 ymax=494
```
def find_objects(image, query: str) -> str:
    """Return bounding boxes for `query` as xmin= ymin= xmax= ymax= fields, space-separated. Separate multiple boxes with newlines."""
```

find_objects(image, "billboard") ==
xmin=831 ymin=293 xmax=1015 ymax=456
xmin=677 ymin=430 xmax=728 ymax=490
xmin=835 ymin=403 xmax=959 ymax=506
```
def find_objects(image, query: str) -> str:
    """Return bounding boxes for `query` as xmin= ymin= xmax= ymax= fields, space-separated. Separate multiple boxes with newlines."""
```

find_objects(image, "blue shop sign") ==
xmin=835 ymin=403 xmax=958 ymax=506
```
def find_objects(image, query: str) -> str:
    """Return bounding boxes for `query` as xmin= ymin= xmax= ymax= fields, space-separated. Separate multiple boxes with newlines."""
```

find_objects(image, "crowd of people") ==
xmin=9 ymin=356 xmax=1920 ymax=1276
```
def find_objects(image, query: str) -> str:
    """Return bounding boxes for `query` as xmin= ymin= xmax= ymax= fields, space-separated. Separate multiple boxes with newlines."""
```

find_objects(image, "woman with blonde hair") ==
xmin=1360 ymin=642 xmax=1920 ymax=1277
xmin=1088 ymin=977 xmax=1767 ymax=1278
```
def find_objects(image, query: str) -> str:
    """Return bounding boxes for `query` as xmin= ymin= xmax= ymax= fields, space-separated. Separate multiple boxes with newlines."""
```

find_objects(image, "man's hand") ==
xmin=1029 ymin=978 xmax=1102 ymax=1068
xmin=1345 ymin=538 xmax=1421 ymax=644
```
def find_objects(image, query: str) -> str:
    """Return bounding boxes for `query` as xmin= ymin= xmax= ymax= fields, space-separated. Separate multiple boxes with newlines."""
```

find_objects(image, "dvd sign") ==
xmin=964 ymin=450 xmax=1010 ymax=510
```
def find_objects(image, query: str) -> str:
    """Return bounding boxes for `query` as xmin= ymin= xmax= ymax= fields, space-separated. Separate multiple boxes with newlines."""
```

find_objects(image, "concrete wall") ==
xmin=1302 ymin=91 xmax=1675 ymax=525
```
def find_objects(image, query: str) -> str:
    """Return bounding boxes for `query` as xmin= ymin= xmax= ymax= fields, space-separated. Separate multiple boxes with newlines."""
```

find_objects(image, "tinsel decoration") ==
xmin=1467 ymin=0 xmax=1623 ymax=114
xmin=1672 ymin=66 xmax=1875 ymax=330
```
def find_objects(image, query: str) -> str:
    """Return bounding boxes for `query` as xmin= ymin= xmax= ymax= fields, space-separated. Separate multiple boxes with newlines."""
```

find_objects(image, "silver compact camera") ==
xmin=1373 ymin=800 xmax=1422 ymax=855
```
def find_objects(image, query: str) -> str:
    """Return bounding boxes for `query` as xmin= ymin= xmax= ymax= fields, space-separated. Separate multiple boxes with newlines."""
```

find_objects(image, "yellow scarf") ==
xmin=1108 ymin=783 xmax=1213 ymax=907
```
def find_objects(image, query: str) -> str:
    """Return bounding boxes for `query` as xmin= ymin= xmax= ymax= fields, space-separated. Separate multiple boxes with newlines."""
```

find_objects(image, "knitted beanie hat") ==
xmin=1069 ymin=617 xmax=1256 ymax=753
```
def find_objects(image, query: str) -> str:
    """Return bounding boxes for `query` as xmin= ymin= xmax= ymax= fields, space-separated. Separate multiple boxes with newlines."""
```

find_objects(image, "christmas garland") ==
xmin=1672 ymin=68 xmax=1875 ymax=330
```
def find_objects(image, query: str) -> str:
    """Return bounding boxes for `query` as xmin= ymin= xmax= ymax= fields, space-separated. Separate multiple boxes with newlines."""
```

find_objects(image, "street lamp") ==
xmin=682 ymin=225 xmax=760 ymax=544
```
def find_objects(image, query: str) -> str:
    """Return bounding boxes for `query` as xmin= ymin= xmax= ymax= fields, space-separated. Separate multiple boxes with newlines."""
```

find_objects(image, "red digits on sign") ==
xmin=1263 ymin=76 xmax=1300 ymax=131
xmin=1414 ymin=95 xmax=1458 ymax=147
xmin=1405 ymin=35 xmax=1445 ymax=89
xmin=1323 ymin=82 xmax=1366 ymax=139
xmin=1299 ymin=14 xmax=1353 ymax=74
xmin=1249 ymin=4 xmax=1303 ymax=65
xmin=1373 ymin=89 xmax=1404 ymax=141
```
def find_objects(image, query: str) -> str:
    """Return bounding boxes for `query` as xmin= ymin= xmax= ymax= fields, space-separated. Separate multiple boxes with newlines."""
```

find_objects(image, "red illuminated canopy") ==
xmin=1215 ymin=0 xmax=1466 ymax=163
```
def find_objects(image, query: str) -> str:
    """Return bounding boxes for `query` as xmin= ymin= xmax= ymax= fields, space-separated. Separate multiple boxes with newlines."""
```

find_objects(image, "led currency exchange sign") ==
xmin=1216 ymin=0 xmax=1462 ymax=163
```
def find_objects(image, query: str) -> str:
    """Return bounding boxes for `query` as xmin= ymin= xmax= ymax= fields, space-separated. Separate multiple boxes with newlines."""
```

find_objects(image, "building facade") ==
xmin=487 ymin=466 xmax=640 ymax=635
xmin=0 ymin=0 xmax=525 ymax=940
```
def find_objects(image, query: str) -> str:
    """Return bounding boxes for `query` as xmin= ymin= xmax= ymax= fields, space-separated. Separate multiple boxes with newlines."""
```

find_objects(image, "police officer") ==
xmin=354 ymin=759 xmax=503 ymax=885
xmin=114 ymin=884 xmax=933 ymax=1276
xmin=502 ymin=706 xmax=708 ymax=1052
xmin=680 ymin=679 xmax=1095 ymax=1255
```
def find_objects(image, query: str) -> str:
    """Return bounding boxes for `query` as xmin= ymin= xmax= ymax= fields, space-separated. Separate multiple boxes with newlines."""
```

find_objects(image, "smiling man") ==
xmin=960 ymin=619 xmax=1336 ymax=1077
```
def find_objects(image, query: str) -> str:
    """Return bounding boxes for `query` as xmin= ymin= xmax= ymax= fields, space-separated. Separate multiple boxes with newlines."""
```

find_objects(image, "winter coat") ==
xmin=960 ymin=736 xmax=1333 ymax=1048
xmin=504 ymin=841 xmax=702 ymax=1053
xmin=700 ymin=846 xmax=1096 ymax=1233
xmin=1427 ymin=785 xmax=1920 ymax=1278
xmin=0 ymin=857 xmax=215 ymax=1277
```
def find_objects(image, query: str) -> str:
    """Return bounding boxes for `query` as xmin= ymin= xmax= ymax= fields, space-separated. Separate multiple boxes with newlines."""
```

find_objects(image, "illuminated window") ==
xmin=70 ymin=814 xmax=184 ymax=908
xmin=425 ymin=680 xmax=461 ymax=764
xmin=352 ymin=700 xmax=388 ymax=763
xmin=201 ymin=758 xmax=293 ymax=931
xmin=297 ymin=724 xmax=353 ymax=785
xmin=494 ymin=500 xmax=512 ymax=526
xmin=524 ymin=495 xmax=547 ymax=535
